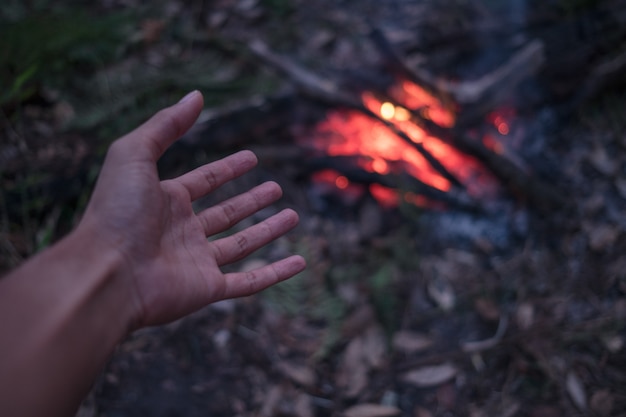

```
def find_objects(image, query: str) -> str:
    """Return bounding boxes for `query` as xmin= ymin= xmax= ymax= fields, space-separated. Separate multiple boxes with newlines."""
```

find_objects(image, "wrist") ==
xmin=68 ymin=220 xmax=142 ymax=333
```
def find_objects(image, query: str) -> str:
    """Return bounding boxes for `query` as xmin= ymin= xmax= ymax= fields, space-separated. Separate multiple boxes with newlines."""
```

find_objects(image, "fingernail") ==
xmin=178 ymin=90 xmax=200 ymax=104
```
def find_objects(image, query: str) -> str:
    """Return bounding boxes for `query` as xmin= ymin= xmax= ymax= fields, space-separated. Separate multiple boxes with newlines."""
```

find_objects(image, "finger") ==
xmin=119 ymin=90 xmax=204 ymax=162
xmin=211 ymin=208 xmax=299 ymax=266
xmin=197 ymin=181 xmax=283 ymax=236
xmin=221 ymin=255 xmax=307 ymax=299
xmin=170 ymin=150 xmax=258 ymax=201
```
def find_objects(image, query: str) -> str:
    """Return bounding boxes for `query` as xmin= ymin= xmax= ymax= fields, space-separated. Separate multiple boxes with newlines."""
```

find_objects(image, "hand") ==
xmin=79 ymin=91 xmax=306 ymax=327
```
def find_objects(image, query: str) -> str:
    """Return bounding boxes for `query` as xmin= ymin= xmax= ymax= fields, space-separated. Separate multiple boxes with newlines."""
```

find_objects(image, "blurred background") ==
xmin=2 ymin=1 xmax=626 ymax=416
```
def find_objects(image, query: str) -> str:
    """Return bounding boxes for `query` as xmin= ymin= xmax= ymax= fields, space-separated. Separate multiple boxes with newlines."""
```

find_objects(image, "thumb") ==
xmin=121 ymin=90 xmax=204 ymax=162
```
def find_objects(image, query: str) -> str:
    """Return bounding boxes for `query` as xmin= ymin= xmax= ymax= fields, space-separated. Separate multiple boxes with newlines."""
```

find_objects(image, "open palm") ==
xmin=80 ymin=91 xmax=306 ymax=327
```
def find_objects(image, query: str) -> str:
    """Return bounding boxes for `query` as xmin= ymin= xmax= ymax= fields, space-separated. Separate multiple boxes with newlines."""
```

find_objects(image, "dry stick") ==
xmin=369 ymin=27 xmax=455 ymax=109
xmin=304 ymin=156 xmax=481 ymax=212
xmin=369 ymin=28 xmax=545 ymax=126
xmin=247 ymin=40 xmax=464 ymax=190
xmin=569 ymin=48 xmax=626 ymax=110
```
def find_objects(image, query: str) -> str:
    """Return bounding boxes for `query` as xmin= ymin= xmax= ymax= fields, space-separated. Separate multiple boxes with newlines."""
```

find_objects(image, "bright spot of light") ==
xmin=380 ymin=102 xmax=395 ymax=120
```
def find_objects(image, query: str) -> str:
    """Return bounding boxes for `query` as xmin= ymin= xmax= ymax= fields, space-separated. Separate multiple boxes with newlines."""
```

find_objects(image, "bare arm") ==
xmin=0 ymin=91 xmax=306 ymax=417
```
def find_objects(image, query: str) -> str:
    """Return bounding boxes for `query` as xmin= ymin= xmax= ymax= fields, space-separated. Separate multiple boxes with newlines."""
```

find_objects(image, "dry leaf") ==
xmin=343 ymin=404 xmax=401 ymax=417
xmin=585 ymin=223 xmax=620 ymax=251
xmin=565 ymin=371 xmax=587 ymax=411
xmin=427 ymin=278 xmax=455 ymax=311
xmin=589 ymin=146 xmax=617 ymax=176
xmin=140 ymin=19 xmax=166 ymax=43
xmin=601 ymin=334 xmax=623 ymax=352
xmin=342 ymin=305 xmax=376 ymax=338
xmin=436 ymin=383 xmax=457 ymax=410
xmin=294 ymin=393 xmax=315 ymax=417
xmin=259 ymin=385 xmax=283 ymax=417
xmin=474 ymin=298 xmax=500 ymax=321
xmin=392 ymin=331 xmax=433 ymax=353
xmin=362 ymin=326 xmax=387 ymax=369
xmin=415 ymin=407 xmax=434 ymax=417
xmin=402 ymin=363 xmax=458 ymax=387
xmin=337 ymin=336 xmax=369 ymax=397
xmin=276 ymin=361 xmax=316 ymax=388
xmin=529 ymin=405 xmax=561 ymax=417
xmin=239 ymin=258 xmax=269 ymax=272
xmin=515 ymin=302 xmax=534 ymax=330
xmin=590 ymin=389 xmax=614 ymax=416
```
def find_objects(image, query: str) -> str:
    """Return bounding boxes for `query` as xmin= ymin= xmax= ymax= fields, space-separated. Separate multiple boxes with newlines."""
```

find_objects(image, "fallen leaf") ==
xmin=590 ymin=389 xmax=614 ymax=416
xmin=565 ymin=371 xmax=587 ymax=411
xmin=140 ymin=19 xmax=166 ymax=43
xmin=342 ymin=305 xmax=376 ymax=338
xmin=436 ymin=382 xmax=457 ymax=410
xmin=276 ymin=361 xmax=316 ymax=388
xmin=343 ymin=404 xmax=401 ymax=417
xmin=601 ymin=334 xmax=623 ymax=352
xmin=402 ymin=363 xmax=458 ymax=387
xmin=427 ymin=278 xmax=455 ymax=311
xmin=239 ymin=258 xmax=269 ymax=272
xmin=415 ymin=407 xmax=434 ymax=417
xmin=515 ymin=302 xmax=534 ymax=330
xmin=474 ymin=298 xmax=500 ymax=321
xmin=585 ymin=223 xmax=620 ymax=251
xmin=336 ymin=336 xmax=369 ymax=397
xmin=259 ymin=385 xmax=283 ymax=417
xmin=362 ymin=326 xmax=387 ymax=369
xmin=529 ymin=405 xmax=561 ymax=417
xmin=589 ymin=146 xmax=617 ymax=176
xmin=294 ymin=393 xmax=315 ymax=417
xmin=392 ymin=331 xmax=433 ymax=353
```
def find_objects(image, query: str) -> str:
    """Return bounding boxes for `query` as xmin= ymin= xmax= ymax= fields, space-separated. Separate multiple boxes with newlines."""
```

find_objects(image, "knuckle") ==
xmin=220 ymin=201 xmax=238 ymax=227
xmin=244 ymin=270 xmax=259 ymax=293
xmin=234 ymin=234 xmax=249 ymax=256
xmin=201 ymin=167 xmax=219 ymax=191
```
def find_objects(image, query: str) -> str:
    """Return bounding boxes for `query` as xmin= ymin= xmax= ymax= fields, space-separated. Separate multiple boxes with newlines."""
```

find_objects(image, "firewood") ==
xmin=247 ymin=39 xmax=464 ymax=189
xmin=242 ymin=40 xmax=566 ymax=210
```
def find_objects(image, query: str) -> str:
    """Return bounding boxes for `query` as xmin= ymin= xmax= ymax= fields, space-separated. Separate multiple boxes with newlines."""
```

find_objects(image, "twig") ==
xmin=461 ymin=316 xmax=509 ymax=353
xmin=303 ymin=156 xmax=481 ymax=212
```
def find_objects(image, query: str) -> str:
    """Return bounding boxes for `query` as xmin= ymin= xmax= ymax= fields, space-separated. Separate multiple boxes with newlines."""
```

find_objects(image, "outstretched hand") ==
xmin=80 ymin=91 xmax=306 ymax=327
xmin=0 ymin=90 xmax=306 ymax=417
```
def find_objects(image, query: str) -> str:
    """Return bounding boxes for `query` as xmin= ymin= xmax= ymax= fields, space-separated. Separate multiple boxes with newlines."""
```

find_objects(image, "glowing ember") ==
xmin=303 ymin=80 xmax=501 ymax=207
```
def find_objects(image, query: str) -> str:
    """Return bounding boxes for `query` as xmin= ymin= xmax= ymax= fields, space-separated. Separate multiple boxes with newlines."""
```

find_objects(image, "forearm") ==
xmin=0 ymin=224 xmax=135 ymax=417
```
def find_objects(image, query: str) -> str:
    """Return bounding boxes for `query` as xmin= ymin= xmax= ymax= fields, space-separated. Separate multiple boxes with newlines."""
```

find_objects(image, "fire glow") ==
xmin=304 ymin=80 xmax=505 ymax=208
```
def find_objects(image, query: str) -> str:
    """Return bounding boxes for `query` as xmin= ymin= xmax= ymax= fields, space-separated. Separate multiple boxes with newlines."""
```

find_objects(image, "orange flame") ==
xmin=304 ymin=80 xmax=499 ymax=207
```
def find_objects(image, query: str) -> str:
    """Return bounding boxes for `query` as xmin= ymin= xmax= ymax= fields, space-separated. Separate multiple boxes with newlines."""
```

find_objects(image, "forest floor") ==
xmin=1 ymin=1 xmax=626 ymax=416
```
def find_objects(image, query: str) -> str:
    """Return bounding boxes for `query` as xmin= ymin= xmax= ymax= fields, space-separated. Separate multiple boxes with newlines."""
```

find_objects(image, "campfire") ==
xmin=176 ymin=22 xmax=626 ymax=214
xmin=247 ymin=34 xmax=564 ymax=212
xmin=301 ymin=80 xmax=504 ymax=208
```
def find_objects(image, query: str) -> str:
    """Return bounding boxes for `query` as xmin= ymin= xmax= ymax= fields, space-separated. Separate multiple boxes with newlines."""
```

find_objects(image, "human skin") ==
xmin=0 ymin=91 xmax=307 ymax=417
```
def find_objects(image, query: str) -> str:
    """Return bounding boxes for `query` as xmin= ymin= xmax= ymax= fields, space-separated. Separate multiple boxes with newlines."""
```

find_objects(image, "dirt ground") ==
xmin=2 ymin=1 xmax=626 ymax=416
